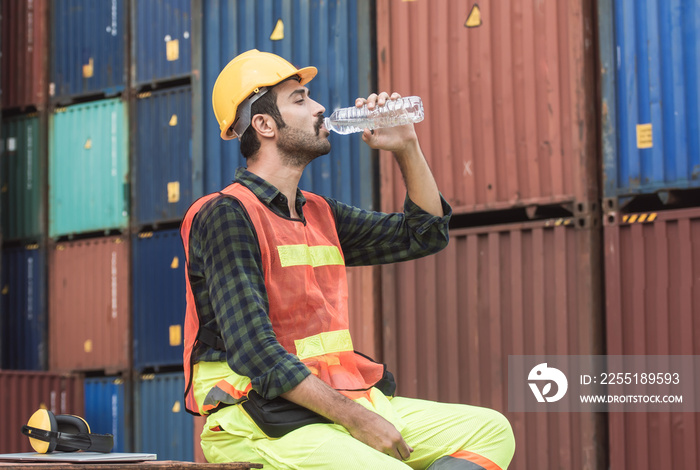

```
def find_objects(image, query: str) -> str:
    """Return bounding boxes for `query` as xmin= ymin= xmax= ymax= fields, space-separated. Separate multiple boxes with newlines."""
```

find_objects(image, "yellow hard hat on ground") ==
xmin=212 ymin=49 xmax=317 ymax=140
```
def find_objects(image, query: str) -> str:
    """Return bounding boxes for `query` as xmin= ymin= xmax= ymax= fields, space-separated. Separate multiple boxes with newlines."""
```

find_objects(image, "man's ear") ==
xmin=250 ymin=114 xmax=276 ymax=139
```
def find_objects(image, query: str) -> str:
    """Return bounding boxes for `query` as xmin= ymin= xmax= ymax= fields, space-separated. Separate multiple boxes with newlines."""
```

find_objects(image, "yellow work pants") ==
xmin=200 ymin=388 xmax=515 ymax=469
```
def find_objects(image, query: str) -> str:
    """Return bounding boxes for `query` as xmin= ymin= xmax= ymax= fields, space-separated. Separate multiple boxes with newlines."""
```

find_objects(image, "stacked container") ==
xmin=377 ymin=1 xmax=604 ymax=469
xmin=0 ymin=371 xmax=83 ymax=453
xmin=1 ymin=0 xmax=49 ymax=111
xmin=50 ymin=0 xmax=127 ymax=103
xmin=84 ymin=376 xmax=131 ymax=453
xmin=1 ymin=0 xmax=50 ymax=381
xmin=129 ymin=0 xmax=196 ymax=460
xmin=599 ymin=0 xmax=700 ymax=467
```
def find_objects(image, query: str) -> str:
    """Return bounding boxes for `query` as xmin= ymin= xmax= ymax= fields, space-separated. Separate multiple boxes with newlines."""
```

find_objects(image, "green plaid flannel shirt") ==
xmin=185 ymin=168 xmax=451 ymax=399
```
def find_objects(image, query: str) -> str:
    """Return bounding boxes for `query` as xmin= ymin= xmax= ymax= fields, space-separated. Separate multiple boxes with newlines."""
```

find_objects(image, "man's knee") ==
xmin=480 ymin=408 xmax=515 ymax=468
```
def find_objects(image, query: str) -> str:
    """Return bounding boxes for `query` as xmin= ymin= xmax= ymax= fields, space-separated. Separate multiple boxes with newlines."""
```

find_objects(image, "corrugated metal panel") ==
xmin=132 ymin=0 xmax=192 ymax=86
xmin=50 ymin=0 xmax=127 ymax=102
xmin=1 ymin=114 xmax=43 ymax=241
xmin=49 ymin=236 xmax=130 ymax=372
xmin=193 ymin=415 xmax=206 ymax=463
xmin=132 ymin=229 xmax=186 ymax=370
xmin=604 ymin=207 xmax=700 ymax=470
xmin=377 ymin=0 xmax=598 ymax=214
xmin=603 ymin=0 xmax=700 ymax=199
xmin=1 ymin=0 xmax=49 ymax=110
xmin=84 ymin=376 xmax=130 ymax=453
xmin=199 ymin=0 xmax=375 ymax=209
xmin=1 ymin=244 xmax=46 ymax=370
xmin=49 ymin=99 xmax=129 ymax=238
xmin=134 ymin=86 xmax=193 ymax=227
xmin=135 ymin=372 xmax=193 ymax=461
xmin=381 ymin=218 xmax=606 ymax=469
xmin=0 ymin=371 xmax=83 ymax=453
xmin=346 ymin=265 xmax=381 ymax=360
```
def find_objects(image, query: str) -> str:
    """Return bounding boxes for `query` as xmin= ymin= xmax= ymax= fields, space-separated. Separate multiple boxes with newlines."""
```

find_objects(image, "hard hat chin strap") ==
xmin=232 ymin=87 xmax=269 ymax=139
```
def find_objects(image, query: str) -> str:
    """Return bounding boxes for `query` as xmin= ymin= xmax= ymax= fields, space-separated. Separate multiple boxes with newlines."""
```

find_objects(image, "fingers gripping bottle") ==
xmin=324 ymin=96 xmax=424 ymax=135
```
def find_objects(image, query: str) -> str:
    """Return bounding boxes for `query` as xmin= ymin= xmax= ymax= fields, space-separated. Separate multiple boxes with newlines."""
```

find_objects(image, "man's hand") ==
xmin=281 ymin=374 xmax=413 ymax=461
xmin=356 ymin=92 xmax=419 ymax=154
xmin=344 ymin=404 xmax=414 ymax=460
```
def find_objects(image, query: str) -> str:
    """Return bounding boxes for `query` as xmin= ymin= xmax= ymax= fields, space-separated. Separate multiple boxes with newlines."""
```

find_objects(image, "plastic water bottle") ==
xmin=324 ymin=96 xmax=424 ymax=135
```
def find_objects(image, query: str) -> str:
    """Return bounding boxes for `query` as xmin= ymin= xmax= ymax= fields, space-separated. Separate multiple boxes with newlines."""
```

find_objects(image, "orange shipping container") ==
xmin=381 ymin=217 xmax=605 ymax=469
xmin=0 ymin=371 xmax=83 ymax=453
xmin=1 ymin=0 xmax=49 ymax=110
xmin=377 ymin=0 xmax=598 ymax=215
xmin=604 ymin=207 xmax=700 ymax=470
xmin=49 ymin=236 xmax=130 ymax=372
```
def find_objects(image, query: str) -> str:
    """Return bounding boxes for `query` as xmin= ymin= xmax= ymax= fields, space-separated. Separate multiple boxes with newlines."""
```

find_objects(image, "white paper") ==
xmin=0 ymin=451 xmax=157 ymax=463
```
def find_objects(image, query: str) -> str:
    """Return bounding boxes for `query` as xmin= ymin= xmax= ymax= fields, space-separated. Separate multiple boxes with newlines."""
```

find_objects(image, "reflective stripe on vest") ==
xmin=181 ymin=183 xmax=385 ymax=415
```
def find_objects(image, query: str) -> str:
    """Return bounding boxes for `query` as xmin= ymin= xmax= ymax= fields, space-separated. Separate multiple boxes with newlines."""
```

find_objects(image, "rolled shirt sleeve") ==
xmin=329 ymin=193 xmax=452 ymax=266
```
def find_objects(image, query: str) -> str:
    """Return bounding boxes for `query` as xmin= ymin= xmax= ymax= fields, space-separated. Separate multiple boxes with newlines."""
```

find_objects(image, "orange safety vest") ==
xmin=180 ymin=183 xmax=388 ymax=416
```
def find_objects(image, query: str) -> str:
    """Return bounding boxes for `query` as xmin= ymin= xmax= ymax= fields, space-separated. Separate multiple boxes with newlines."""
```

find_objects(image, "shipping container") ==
xmin=1 ymin=114 xmax=44 ymax=241
xmin=50 ymin=0 xmax=127 ymax=102
xmin=1 ymin=0 xmax=49 ymax=110
xmin=377 ymin=0 xmax=598 ymax=215
xmin=193 ymin=415 xmax=206 ymax=463
xmin=133 ymin=86 xmax=193 ymax=227
xmin=132 ymin=229 xmax=186 ymax=370
xmin=49 ymin=236 xmax=130 ymax=372
xmin=600 ymin=0 xmax=700 ymax=204
xmin=49 ymin=98 xmax=129 ymax=238
xmin=84 ymin=376 xmax=130 ymax=453
xmin=604 ymin=207 xmax=700 ymax=469
xmin=135 ymin=372 xmax=193 ymax=461
xmin=197 ymin=0 xmax=375 ymax=209
xmin=0 ymin=371 xmax=83 ymax=453
xmin=346 ymin=265 xmax=381 ymax=360
xmin=132 ymin=0 xmax=192 ymax=86
xmin=381 ymin=217 xmax=605 ymax=469
xmin=1 ymin=244 xmax=46 ymax=370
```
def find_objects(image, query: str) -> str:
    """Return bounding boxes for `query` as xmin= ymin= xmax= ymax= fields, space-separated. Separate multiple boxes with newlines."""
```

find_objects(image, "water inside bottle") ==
xmin=324 ymin=96 xmax=424 ymax=135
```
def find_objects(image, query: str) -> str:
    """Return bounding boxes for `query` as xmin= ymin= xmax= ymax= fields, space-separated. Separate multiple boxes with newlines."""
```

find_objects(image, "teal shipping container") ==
xmin=198 ymin=0 xmax=375 ymax=209
xmin=133 ymin=86 xmax=193 ymax=227
xmin=600 ymin=0 xmax=700 ymax=204
xmin=1 ymin=244 xmax=46 ymax=370
xmin=1 ymin=115 xmax=43 ymax=241
xmin=135 ymin=373 xmax=193 ymax=461
xmin=49 ymin=99 xmax=129 ymax=238
xmin=84 ymin=376 xmax=130 ymax=453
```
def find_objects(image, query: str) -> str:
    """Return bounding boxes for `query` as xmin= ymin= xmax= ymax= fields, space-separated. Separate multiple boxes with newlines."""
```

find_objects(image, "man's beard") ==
xmin=276 ymin=115 xmax=331 ymax=168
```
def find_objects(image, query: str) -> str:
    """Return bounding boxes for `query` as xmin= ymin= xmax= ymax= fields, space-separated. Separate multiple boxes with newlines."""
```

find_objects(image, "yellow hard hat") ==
xmin=212 ymin=49 xmax=317 ymax=140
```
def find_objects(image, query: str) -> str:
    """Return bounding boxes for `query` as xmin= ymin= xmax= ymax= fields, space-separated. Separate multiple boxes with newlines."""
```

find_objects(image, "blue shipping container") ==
xmin=199 ymin=0 xmax=375 ymax=209
xmin=51 ymin=0 xmax=127 ymax=102
xmin=601 ymin=0 xmax=700 ymax=200
xmin=134 ymin=86 xmax=193 ymax=227
xmin=132 ymin=0 xmax=192 ymax=86
xmin=84 ymin=376 xmax=129 ymax=453
xmin=135 ymin=373 xmax=193 ymax=461
xmin=0 ymin=245 xmax=46 ymax=370
xmin=132 ymin=229 xmax=186 ymax=370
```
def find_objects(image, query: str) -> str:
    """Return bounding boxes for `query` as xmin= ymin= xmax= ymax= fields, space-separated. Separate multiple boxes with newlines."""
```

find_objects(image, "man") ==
xmin=181 ymin=49 xmax=515 ymax=469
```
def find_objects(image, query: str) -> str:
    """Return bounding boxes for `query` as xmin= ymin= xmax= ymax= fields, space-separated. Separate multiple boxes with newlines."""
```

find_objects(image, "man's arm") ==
xmin=359 ymin=92 xmax=443 ymax=217
xmin=281 ymin=374 xmax=413 ymax=461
